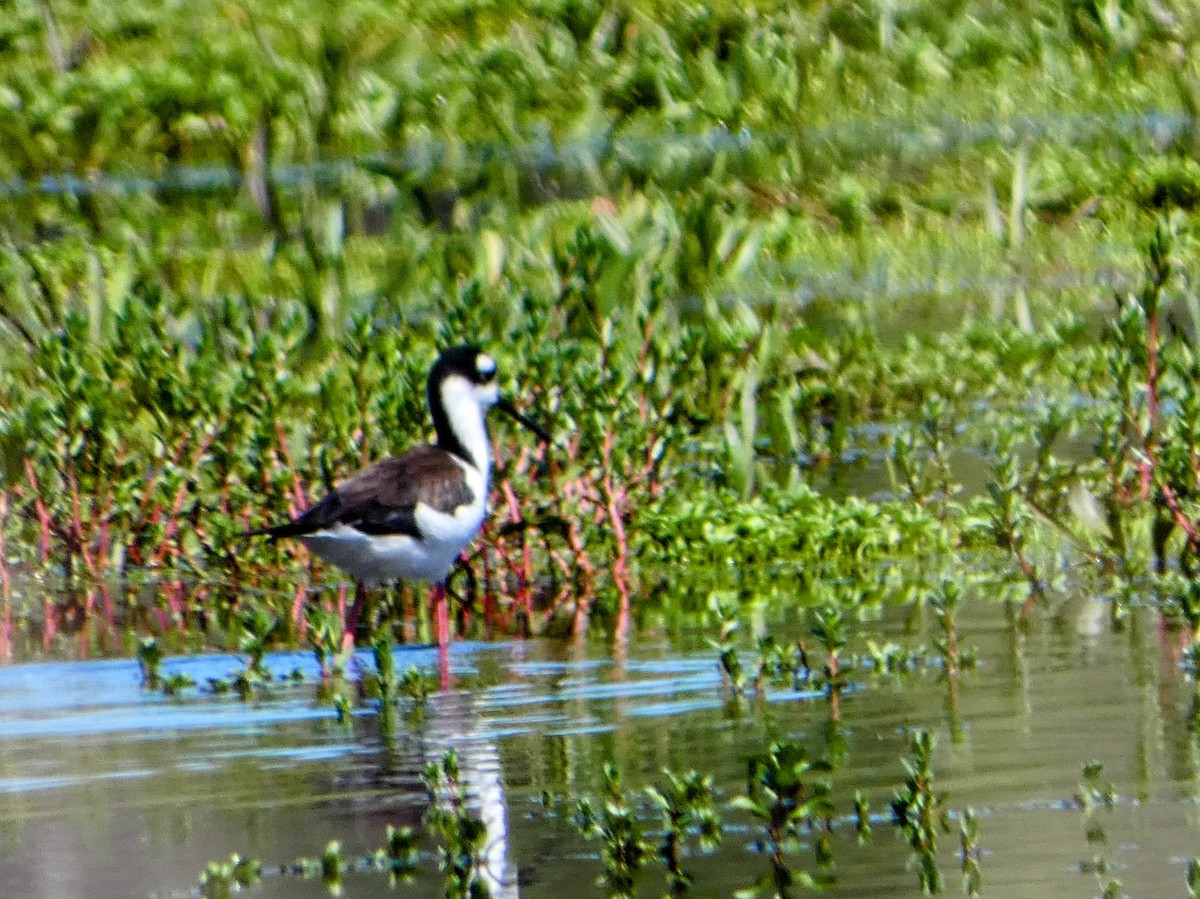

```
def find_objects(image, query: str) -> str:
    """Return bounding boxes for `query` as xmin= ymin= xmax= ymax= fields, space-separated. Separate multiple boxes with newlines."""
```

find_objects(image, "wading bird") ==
xmin=252 ymin=345 xmax=549 ymax=654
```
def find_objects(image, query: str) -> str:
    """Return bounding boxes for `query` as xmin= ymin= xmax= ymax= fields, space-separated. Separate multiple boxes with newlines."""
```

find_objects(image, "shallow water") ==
xmin=0 ymin=597 xmax=1197 ymax=898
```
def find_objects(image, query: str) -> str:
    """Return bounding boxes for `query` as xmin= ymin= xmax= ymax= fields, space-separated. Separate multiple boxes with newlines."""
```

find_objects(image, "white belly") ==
xmin=301 ymin=462 xmax=488 ymax=586
xmin=300 ymin=528 xmax=456 ymax=585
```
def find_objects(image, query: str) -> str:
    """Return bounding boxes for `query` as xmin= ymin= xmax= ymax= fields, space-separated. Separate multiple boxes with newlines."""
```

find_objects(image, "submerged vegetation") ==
xmin=7 ymin=0 xmax=1200 ymax=895
xmin=200 ymin=742 xmax=973 ymax=898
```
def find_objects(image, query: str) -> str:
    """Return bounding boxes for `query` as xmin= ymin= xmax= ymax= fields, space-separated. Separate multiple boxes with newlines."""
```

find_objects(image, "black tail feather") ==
xmin=244 ymin=521 xmax=312 ymax=541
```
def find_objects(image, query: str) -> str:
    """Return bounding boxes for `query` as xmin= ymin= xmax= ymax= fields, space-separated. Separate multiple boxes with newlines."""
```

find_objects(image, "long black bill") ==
xmin=497 ymin=397 xmax=552 ymax=444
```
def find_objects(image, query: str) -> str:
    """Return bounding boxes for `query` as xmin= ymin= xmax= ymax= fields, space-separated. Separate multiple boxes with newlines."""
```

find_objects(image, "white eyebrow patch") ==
xmin=477 ymin=354 xmax=497 ymax=375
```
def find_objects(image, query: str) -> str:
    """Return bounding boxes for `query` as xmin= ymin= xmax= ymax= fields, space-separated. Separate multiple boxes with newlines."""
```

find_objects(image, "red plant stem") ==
xmin=150 ymin=433 xmax=215 ymax=568
xmin=548 ymin=444 xmax=597 ymax=594
xmin=490 ymin=534 xmax=522 ymax=621
xmin=1141 ymin=308 xmax=1160 ymax=501
xmin=22 ymin=460 xmax=52 ymax=562
xmin=1159 ymin=482 xmax=1200 ymax=554
xmin=600 ymin=430 xmax=631 ymax=619
xmin=131 ymin=436 xmax=190 ymax=565
xmin=546 ymin=545 xmax=573 ymax=581
xmin=42 ymin=601 xmax=56 ymax=652
xmin=96 ymin=516 xmax=111 ymax=577
xmin=0 ymin=493 xmax=10 ymax=661
xmin=291 ymin=582 xmax=307 ymax=630
xmin=336 ymin=582 xmax=348 ymax=622
xmin=562 ymin=501 xmax=596 ymax=635
xmin=502 ymin=481 xmax=534 ymax=619
xmin=1140 ymin=302 xmax=1200 ymax=551
xmin=165 ymin=580 xmax=185 ymax=628
xmin=437 ymin=639 xmax=451 ymax=692
xmin=99 ymin=582 xmax=113 ymax=629
xmin=554 ymin=451 xmax=597 ymax=585
xmin=91 ymin=441 xmax=121 ymax=579
xmin=544 ymin=583 xmax=570 ymax=614
xmin=566 ymin=513 xmax=594 ymax=580
xmin=149 ymin=480 xmax=189 ymax=567
xmin=481 ymin=540 xmax=497 ymax=630
xmin=275 ymin=423 xmax=308 ymax=514
xmin=137 ymin=437 xmax=188 ymax=519
xmin=572 ymin=585 xmax=590 ymax=635
xmin=65 ymin=467 xmax=96 ymax=576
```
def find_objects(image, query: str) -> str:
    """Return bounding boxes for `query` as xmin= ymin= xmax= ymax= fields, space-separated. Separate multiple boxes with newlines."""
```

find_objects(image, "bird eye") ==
xmin=476 ymin=354 xmax=497 ymax=382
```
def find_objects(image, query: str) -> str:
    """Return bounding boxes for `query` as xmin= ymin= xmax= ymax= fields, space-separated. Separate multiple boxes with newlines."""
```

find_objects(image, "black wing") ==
xmin=255 ymin=446 xmax=475 ymax=541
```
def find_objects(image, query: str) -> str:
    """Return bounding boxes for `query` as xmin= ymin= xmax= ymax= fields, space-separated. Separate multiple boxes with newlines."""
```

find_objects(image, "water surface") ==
xmin=0 ymin=598 xmax=1196 ymax=898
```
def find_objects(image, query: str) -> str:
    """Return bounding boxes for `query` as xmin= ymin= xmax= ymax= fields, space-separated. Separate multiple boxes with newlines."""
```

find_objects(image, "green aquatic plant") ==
xmin=854 ymin=791 xmax=871 ymax=844
xmin=708 ymin=592 xmax=751 ymax=697
xmin=755 ymin=635 xmax=804 ymax=691
xmin=424 ymin=750 xmax=493 ymax=899
xmin=718 ymin=644 xmax=750 ymax=698
xmin=161 ymin=671 xmax=197 ymax=696
xmin=863 ymin=639 xmax=911 ymax=676
xmin=233 ymin=606 xmax=281 ymax=697
xmin=377 ymin=824 xmax=421 ymax=883
xmin=3 ymin=214 xmax=1189 ymax=655
xmin=136 ymin=636 xmax=162 ymax=688
xmin=198 ymin=853 xmax=262 ymax=898
xmin=931 ymin=579 xmax=973 ymax=744
xmin=1075 ymin=761 xmax=1117 ymax=814
xmin=574 ymin=763 xmax=649 ymax=898
xmin=199 ymin=822 xmax=424 ymax=895
xmin=0 ymin=215 xmax=1170 ymax=653
xmin=891 ymin=729 xmax=947 ymax=894
xmin=888 ymin=397 xmax=961 ymax=518
xmin=730 ymin=740 xmax=836 ymax=896
xmin=320 ymin=841 xmax=347 ymax=893
xmin=288 ymin=840 xmax=347 ymax=893
xmin=645 ymin=769 xmax=722 ymax=895
xmin=398 ymin=665 xmax=435 ymax=706
xmin=959 ymin=808 xmax=981 ymax=897
xmin=306 ymin=603 xmax=346 ymax=679
xmin=809 ymin=604 xmax=848 ymax=719
xmin=206 ymin=676 xmax=232 ymax=696
xmin=332 ymin=691 xmax=354 ymax=726
xmin=369 ymin=635 xmax=396 ymax=701
xmin=983 ymin=434 xmax=1047 ymax=617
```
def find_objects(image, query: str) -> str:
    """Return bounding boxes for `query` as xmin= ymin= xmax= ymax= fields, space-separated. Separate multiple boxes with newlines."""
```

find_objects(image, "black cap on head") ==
xmin=431 ymin=345 xmax=497 ymax=386
xmin=428 ymin=343 xmax=552 ymax=448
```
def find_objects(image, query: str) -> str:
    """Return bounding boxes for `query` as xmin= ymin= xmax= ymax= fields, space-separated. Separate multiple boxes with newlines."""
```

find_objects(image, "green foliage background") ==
xmin=3 ymin=0 xmax=1200 ymax=649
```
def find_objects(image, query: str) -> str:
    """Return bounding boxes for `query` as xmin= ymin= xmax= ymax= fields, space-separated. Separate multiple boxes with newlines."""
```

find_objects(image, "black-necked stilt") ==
xmin=253 ymin=345 xmax=549 ymax=651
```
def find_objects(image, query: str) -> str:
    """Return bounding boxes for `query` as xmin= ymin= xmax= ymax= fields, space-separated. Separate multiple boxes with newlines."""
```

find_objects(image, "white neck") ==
xmin=439 ymin=377 xmax=492 ymax=475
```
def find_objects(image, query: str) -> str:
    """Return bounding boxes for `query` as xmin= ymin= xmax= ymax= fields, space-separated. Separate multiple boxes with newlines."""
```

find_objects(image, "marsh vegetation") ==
xmin=5 ymin=0 xmax=1200 ymax=895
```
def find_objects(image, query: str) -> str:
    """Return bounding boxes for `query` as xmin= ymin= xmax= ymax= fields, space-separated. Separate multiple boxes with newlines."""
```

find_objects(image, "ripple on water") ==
xmin=0 ymin=603 xmax=1196 ymax=899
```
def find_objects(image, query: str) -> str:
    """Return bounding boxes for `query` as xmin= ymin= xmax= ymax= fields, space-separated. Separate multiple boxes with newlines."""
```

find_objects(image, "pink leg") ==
xmin=438 ymin=640 xmax=451 ymax=691
xmin=432 ymin=582 xmax=451 ymax=690
xmin=432 ymin=582 xmax=449 ymax=647
xmin=341 ymin=581 xmax=366 ymax=656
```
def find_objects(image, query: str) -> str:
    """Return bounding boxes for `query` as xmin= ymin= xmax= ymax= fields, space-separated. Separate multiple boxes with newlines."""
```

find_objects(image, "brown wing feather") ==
xmin=260 ymin=446 xmax=474 ymax=540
